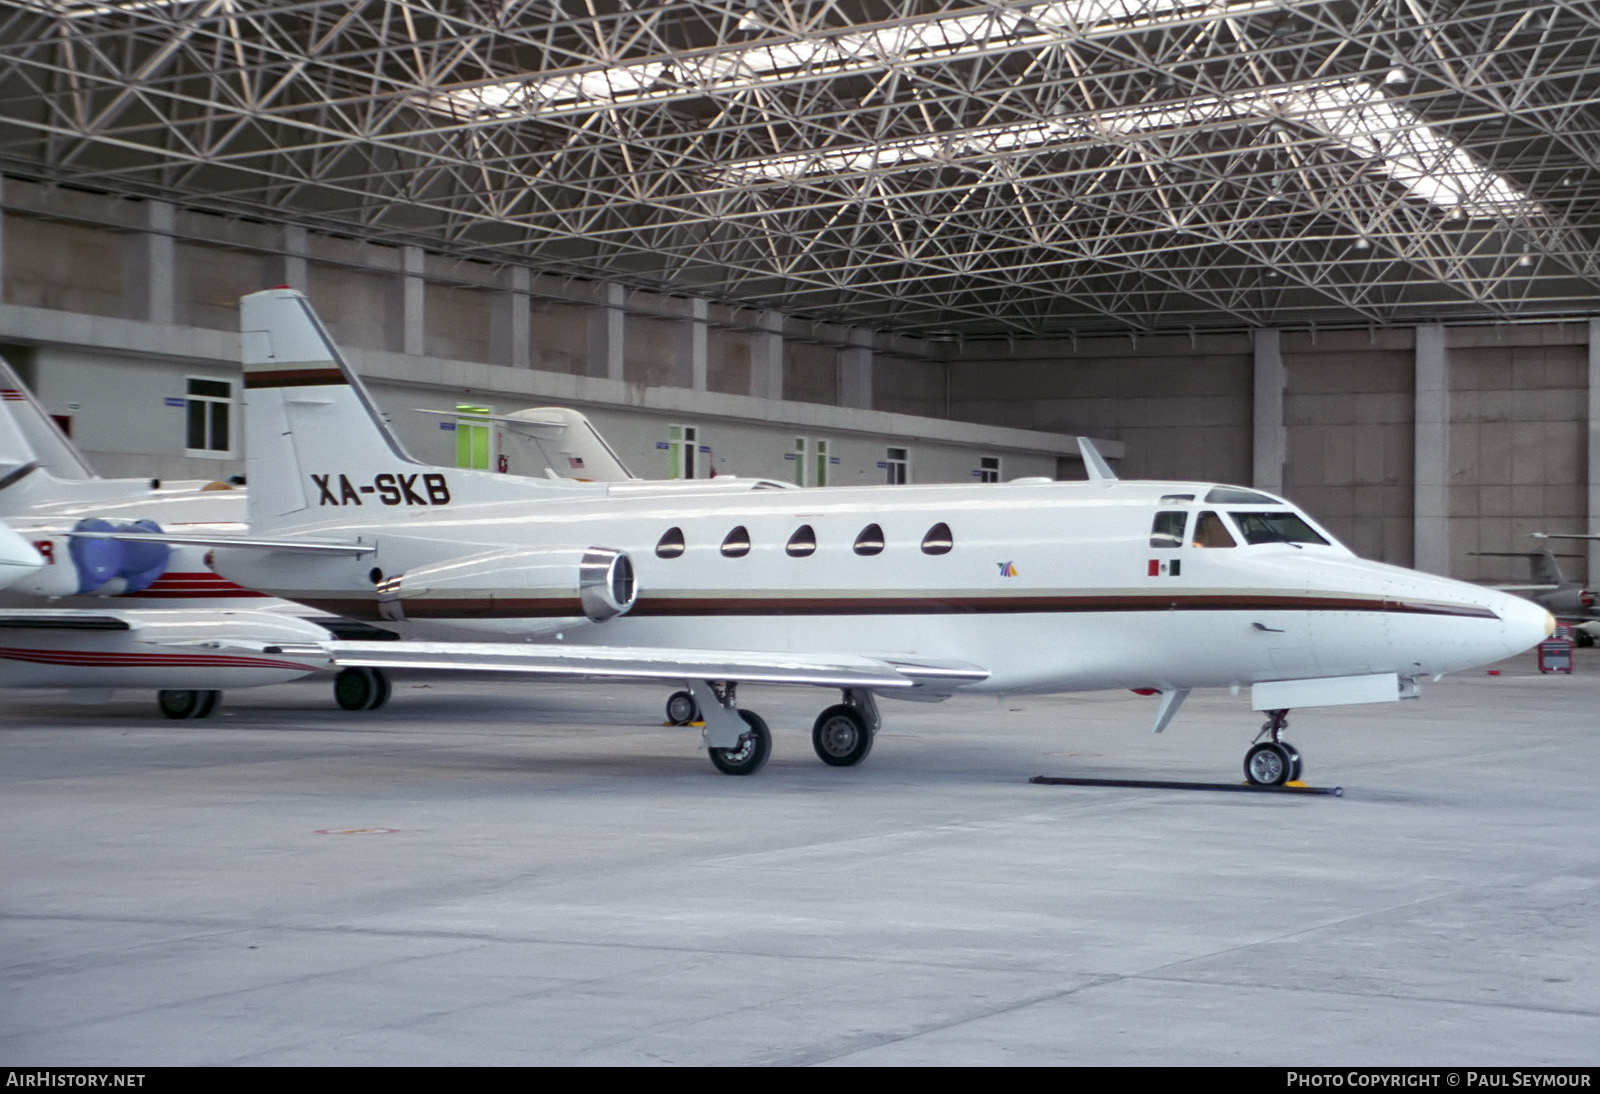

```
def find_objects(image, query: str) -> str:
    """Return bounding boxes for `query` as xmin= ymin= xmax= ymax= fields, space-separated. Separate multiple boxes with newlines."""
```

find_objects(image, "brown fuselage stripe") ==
xmin=244 ymin=368 xmax=347 ymax=389
xmin=284 ymin=593 xmax=1502 ymax=623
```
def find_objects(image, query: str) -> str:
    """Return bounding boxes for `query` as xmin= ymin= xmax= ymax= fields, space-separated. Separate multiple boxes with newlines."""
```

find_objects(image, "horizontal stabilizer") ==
xmin=68 ymin=529 xmax=375 ymax=555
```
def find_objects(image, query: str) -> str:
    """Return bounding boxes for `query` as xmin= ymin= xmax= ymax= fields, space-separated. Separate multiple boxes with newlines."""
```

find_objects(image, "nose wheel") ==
xmin=1244 ymin=709 xmax=1303 ymax=786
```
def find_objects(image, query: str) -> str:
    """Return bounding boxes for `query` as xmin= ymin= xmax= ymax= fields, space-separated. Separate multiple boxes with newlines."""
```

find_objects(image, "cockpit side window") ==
xmin=1192 ymin=510 xmax=1237 ymax=548
xmin=1150 ymin=511 xmax=1188 ymax=548
xmin=1231 ymin=511 xmax=1329 ymax=546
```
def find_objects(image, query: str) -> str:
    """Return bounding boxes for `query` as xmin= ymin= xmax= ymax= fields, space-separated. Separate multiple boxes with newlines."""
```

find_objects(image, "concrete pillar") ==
xmin=1252 ymin=328 xmax=1285 ymax=495
xmin=1588 ymin=320 xmax=1600 ymax=584
xmin=145 ymin=200 xmax=176 ymax=326
xmin=687 ymin=297 xmax=708 ymax=392
xmin=402 ymin=245 xmax=425 ymax=356
xmin=277 ymin=225 xmax=309 ymax=291
xmin=492 ymin=266 xmax=531 ymax=368
xmin=1413 ymin=324 xmax=1450 ymax=575
xmin=0 ymin=175 xmax=6 ymax=303
xmin=751 ymin=310 xmax=784 ymax=401
xmin=587 ymin=283 xmax=625 ymax=381
xmin=840 ymin=327 xmax=873 ymax=410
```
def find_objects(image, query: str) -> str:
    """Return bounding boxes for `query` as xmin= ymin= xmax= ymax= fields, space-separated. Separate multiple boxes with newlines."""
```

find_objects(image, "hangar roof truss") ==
xmin=2 ymin=0 xmax=1599 ymax=337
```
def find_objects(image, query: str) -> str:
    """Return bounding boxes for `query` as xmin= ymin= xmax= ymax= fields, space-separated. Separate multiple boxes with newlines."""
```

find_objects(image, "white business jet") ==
xmin=100 ymin=289 xmax=1551 ymax=782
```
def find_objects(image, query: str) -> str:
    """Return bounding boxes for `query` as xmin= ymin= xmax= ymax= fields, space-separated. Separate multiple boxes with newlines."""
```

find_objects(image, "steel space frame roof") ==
xmin=2 ymin=0 xmax=1599 ymax=338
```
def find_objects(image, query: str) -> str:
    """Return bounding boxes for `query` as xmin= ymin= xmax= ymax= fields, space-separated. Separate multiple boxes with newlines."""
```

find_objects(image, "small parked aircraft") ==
xmin=85 ymin=289 xmax=1553 ymax=782
xmin=1473 ymin=535 xmax=1600 ymax=643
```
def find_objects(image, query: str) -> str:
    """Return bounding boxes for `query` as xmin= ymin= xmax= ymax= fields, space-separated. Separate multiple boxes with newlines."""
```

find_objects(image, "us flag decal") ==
xmin=1148 ymin=558 xmax=1181 ymax=577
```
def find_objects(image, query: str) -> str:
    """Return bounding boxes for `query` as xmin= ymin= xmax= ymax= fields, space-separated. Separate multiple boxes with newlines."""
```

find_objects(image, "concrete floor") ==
xmin=2 ymin=650 xmax=1597 ymax=1065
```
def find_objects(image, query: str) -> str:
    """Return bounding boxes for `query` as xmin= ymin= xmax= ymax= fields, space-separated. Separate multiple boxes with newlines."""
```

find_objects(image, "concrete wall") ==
xmin=1449 ymin=325 xmax=1588 ymax=583
xmin=946 ymin=332 xmax=1254 ymax=485
xmin=1282 ymin=329 xmax=1415 ymax=565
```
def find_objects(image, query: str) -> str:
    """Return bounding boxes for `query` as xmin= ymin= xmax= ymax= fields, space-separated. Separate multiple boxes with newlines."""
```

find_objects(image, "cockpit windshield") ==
xmin=1230 ymin=511 xmax=1329 ymax=546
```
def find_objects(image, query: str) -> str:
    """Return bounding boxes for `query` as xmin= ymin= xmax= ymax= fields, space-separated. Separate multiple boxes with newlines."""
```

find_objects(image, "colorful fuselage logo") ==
xmin=997 ymin=561 xmax=1017 ymax=578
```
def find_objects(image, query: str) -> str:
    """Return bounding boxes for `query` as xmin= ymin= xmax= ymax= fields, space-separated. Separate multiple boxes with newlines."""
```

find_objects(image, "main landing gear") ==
xmin=1244 ymin=708 xmax=1304 ymax=786
xmin=334 ymin=667 xmax=391 ymax=711
xmin=811 ymin=689 xmax=880 ymax=768
xmin=158 ymin=689 xmax=219 ymax=719
xmin=692 ymin=681 xmax=771 ymax=776
xmin=681 ymin=683 xmax=883 ymax=776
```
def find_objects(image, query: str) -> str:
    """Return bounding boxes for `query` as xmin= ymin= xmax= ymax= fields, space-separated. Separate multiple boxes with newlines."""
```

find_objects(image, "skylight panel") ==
xmin=720 ymin=79 xmax=1530 ymax=219
xmin=426 ymin=1 xmax=1277 ymax=120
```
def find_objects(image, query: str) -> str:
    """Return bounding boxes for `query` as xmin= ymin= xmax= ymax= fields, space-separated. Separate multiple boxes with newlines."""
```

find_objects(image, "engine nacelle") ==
xmin=375 ymin=545 xmax=636 ymax=624
xmin=9 ymin=519 xmax=173 ymax=599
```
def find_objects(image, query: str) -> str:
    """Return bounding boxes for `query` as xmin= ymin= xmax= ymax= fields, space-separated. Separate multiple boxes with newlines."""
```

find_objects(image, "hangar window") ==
xmin=184 ymin=378 xmax=234 ymax=456
xmin=1150 ymin=511 xmax=1188 ymax=548
xmin=853 ymin=524 xmax=885 ymax=556
xmin=655 ymin=527 xmax=685 ymax=559
xmin=786 ymin=525 xmax=817 ymax=557
xmin=1191 ymin=511 xmax=1236 ymax=548
xmin=921 ymin=523 xmax=953 ymax=555
xmin=721 ymin=526 xmax=751 ymax=558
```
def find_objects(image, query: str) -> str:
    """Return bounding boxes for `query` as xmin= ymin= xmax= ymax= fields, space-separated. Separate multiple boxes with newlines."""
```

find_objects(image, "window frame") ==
xmin=183 ymin=376 xmax=235 ymax=458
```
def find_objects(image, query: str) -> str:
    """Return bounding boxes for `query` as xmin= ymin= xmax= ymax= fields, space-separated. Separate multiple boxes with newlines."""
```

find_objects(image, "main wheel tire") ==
xmin=334 ymin=667 xmax=387 ymax=711
xmin=812 ymin=704 xmax=873 ymax=767
xmin=366 ymin=668 xmax=391 ymax=711
xmin=665 ymin=690 xmax=699 ymax=725
xmin=708 ymin=709 xmax=771 ymax=776
xmin=158 ymin=689 xmax=219 ymax=720
xmin=1280 ymin=741 xmax=1303 ymax=783
xmin=1244 ymin=741 xmax=1293 ymax=786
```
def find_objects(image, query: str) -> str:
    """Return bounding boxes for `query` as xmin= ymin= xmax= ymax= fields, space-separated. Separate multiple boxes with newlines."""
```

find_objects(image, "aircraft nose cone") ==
xmin=1496 ymin=590 xmax=1556 ymax=656
xmin=0 ymin=522 xmax=43 ymax=590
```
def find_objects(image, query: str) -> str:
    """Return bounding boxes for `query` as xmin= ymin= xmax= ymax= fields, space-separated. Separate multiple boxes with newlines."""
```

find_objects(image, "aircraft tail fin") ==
xmin=1529 ymin=549 xmax=1566 ymax=588
xmin=0 ymin=379 xmax=38 ymax=486
xmin=240 ymin=289 xmax=573 ymax=531
xmin=1077 ymin=437 xmax=1118 ymax=482
xmin=0 ymin=357 xmax=99 ymax=481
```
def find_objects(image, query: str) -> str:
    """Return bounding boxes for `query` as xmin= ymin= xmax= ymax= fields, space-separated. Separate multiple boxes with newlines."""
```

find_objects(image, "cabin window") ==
xmin=721 ymin=526 xmax=751 ymax=557
xmin=1158 ymin=493 xmax=1195 ymax=504
xmin=786 ymin=525 xmax=817 ymax=557
xmin=1150 ymin=511 xmax=1188 ymax=548
xmin=655 ymin=527 xmax=686 ymax=559
xmin=853 ymin=524 xmax=885 ymax=556
xmin=1191 ymin=511 xmax=1236 ymax=548
xmin=921 ymin=522 xmax=953 ymax=555
xmin=1230 ymin=511 xmax=1329 ymax=546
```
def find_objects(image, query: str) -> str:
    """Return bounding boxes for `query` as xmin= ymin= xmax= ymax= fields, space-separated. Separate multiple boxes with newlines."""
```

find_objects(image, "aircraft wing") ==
xmin=0 ymin=611 xmax=133 ymax=630
xmin=293 ymin=639 xmax=989 ymax=691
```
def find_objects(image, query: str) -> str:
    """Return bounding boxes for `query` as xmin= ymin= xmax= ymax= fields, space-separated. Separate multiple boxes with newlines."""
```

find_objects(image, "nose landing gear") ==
xmin=1244 ymin=708 xmax=1303 ymax=786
